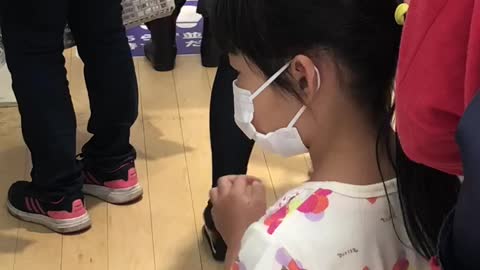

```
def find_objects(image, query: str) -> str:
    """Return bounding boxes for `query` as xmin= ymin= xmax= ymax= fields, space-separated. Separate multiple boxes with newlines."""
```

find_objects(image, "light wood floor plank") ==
xmin=61 ymin=48 xmax=108 ymax=270
xmin=138 ymin=58 xmax=201 ymax=270
xmin=249 ymin=147 xmax=278 ymax=205
xmin=0 ymin=108 xmax=24 ymax=270
xmin=206 ymin=68 xmax=217 ymax=89
xmin=172 ymin=57 xmax=222 ymax=270
xmin=107 ymin=59 xmax=156 ymax=270
xmin=264 ymin=153 xmax=309 ymax=199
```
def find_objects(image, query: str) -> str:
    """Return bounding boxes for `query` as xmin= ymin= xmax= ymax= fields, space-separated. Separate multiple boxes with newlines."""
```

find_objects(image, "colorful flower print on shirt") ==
xmin=276 ymin=248 xmax=305 ymax=270
xmin=367 ymin=197 xmax=378 ymax=204
xmin=264 ymin=196 xmax=301 ymax=234
xmin=264 ymin=189 xmax=332 ymax=234
xmin=231 ymin=260 xmax=246 ymax=270
xmin=393 ymin=257 xmax=410 ymax=270
xmin=429 ymin=257 xmax=441 ymax=270
xmin=297 ymin=189 xmax=332 ymax=221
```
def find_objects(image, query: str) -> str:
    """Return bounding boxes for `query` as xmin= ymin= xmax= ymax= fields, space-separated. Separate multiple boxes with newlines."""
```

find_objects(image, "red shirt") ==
xmin=395 ymin=0 xmax=480 ymax=175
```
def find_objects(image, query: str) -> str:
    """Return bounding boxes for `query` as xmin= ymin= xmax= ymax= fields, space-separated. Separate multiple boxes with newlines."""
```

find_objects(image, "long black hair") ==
xmin=213 ymin=0 xmax=460 ymax=260
xmin=394 ymin=137 xmax=460 ymax=258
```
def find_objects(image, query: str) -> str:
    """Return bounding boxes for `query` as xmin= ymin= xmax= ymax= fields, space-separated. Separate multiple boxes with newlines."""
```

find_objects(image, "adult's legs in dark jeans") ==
xmin=2 ymin=0 xmax=81 ymax=197
xmin=68 ymin=0 xmax=142 ymax=205
xmin=202 ymin=54 xmax=254 ymax=261
xmin=1 ymin=0 xmax=89 ymax=233
xmin=1 ymin=0 xmax=140 ymax=233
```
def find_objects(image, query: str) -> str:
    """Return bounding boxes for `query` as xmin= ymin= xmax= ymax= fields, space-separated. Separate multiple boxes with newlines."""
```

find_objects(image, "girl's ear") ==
xmin=289 ymin=55 xmax=320 ymax=104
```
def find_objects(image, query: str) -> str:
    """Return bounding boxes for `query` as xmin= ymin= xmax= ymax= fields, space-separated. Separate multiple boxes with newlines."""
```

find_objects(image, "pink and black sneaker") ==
xmin=7 ymin=181 xmax=91 ymax=233
xmin=81 ymin=158 xmax=143 ymax=204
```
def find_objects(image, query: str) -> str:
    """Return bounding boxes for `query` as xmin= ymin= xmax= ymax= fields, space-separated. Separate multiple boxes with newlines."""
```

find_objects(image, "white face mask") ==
xmin=232 ymin=62 xmax=320 ymax=157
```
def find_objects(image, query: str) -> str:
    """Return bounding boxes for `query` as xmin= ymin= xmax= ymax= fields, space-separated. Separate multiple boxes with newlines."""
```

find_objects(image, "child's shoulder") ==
xmin=260 ymin=179 xmax=399 ymax=236
xmin=240 ymin=179 xmax=430 ymax=269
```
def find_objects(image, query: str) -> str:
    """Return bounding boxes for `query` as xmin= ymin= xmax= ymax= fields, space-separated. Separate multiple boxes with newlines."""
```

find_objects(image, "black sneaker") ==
xmin=80 ymin=156 xmax=143 ymax=204
xmin=6 ymin=181 xmax=91 ymax=233
xmin=203 ymin=201 xmax=227 ymax=261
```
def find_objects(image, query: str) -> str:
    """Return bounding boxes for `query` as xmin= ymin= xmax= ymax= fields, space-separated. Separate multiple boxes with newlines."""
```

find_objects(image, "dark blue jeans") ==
xmin=0 ymin=0 xmax=138 ymax=194
xmin=439 ymin=91 xmax=480 ymax=270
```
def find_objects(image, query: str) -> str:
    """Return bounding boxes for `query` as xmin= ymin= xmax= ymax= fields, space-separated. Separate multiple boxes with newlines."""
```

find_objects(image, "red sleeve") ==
xmin=464 ymin=1 xmax=480 ymax=105
xmin=395 ymin=0 xmax=480 ymax=175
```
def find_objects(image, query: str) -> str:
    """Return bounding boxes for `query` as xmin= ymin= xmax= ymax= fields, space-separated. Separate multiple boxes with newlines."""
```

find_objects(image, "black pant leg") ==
xmin=0 ymin=0 xmax=82 ymax=193
xmin=68 ymin=0 xmax=138 ymax=165
xmin=209 ymin=55 xmax=254 ymax=187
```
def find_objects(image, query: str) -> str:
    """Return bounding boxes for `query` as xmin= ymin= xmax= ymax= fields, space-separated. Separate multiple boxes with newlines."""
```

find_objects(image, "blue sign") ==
xmin=126 ymin=0 xmax=203 ymax=57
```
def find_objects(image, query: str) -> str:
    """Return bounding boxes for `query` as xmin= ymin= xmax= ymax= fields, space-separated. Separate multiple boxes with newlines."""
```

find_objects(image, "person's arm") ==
xmin=439 ymin=91 xmax=480 ymax=270
xmin=224 ymin=244 xmax=241 ymax=270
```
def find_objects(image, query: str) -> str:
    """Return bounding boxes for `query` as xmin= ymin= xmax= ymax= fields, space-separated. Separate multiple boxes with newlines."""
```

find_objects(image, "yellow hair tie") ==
xmin=395 ymin=3 xmax=409 ymax=25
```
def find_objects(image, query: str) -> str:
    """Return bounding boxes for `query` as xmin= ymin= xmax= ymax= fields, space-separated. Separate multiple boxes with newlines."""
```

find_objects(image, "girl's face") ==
xmin=228 ymin=53 xmax=321 ymax=144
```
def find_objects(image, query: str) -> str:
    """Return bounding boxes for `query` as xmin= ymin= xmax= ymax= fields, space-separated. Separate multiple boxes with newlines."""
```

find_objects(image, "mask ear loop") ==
xmin=314 ymin=67 xmax=321 ymax=90
xmin=287 ymin=106 xmax=307 ymax=128
xmin=287 ymin=66 xmax=321 ymax=128
xmin=250 ymin=62 xmax=291 ymax=100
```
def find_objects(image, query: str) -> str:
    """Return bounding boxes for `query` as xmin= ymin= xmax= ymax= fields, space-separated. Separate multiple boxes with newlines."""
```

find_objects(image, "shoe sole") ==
xmin=202 ymin=226 xmax=225 ymax=262
xmin=6 ymin=200 xmax=91 ymax=234
xmin=82 ymin=183 xmax=143 ymax=204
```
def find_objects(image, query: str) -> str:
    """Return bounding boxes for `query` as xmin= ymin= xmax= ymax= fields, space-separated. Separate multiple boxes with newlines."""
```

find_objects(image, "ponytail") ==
xmin=395 ymin=136 xmax=460 ymax=258
xmin=378 ymin=103 xmax=461 ymax=259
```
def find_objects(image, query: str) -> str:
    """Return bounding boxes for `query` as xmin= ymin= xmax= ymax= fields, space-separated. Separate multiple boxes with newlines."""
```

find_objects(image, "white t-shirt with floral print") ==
xmin=233 ymin=179 xmax=431 ymax=270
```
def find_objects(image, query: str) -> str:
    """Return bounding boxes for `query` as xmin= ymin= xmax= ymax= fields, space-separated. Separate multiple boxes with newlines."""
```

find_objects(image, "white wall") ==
xmin=0 ymin=31 xmax=16 ymax=106
xmin=0 ymin=64 xmax=16 ymax=107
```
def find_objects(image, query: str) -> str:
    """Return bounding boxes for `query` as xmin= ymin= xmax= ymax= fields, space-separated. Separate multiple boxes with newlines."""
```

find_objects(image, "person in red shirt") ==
xmin=395 ymin=0 xmax=480 ymax=269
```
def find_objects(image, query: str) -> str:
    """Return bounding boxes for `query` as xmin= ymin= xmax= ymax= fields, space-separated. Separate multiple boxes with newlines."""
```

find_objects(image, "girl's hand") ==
xmin=210 ymin=175 xmax=267 ymax=247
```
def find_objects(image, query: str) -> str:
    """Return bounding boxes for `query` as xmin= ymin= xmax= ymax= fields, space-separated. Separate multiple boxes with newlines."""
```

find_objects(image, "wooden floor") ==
xmin=0 ymin=49 xmax=310 ymax=270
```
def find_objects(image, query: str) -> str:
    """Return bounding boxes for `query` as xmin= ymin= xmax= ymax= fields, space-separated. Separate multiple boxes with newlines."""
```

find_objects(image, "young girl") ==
xmin=208 ymin=0 xmax=432 ymax=269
